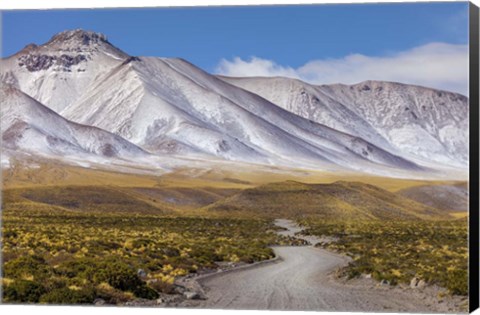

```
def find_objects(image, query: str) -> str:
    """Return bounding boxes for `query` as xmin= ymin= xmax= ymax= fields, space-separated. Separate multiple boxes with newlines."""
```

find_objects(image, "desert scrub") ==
xmin=1 ymin=199 xmax=286 ymax=304
xmin=3 ymin=279 xmax=46 ymax=303
xmin=299 ymin=218 xmax=468 ymax=295
xmin=39 ymin=287 xmax=97 ymax=304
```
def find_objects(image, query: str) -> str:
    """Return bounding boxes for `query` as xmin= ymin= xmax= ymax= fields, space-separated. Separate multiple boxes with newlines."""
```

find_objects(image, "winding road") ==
xmin=186 ymin=219 xmax=459 ymax=312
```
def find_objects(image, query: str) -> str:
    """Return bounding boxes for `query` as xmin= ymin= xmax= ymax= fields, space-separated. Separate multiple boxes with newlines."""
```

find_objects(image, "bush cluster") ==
xmin=300 ymin=218 xmax=468 ymax=295
xmin=1 ymin=201 xmax=288 ymax=304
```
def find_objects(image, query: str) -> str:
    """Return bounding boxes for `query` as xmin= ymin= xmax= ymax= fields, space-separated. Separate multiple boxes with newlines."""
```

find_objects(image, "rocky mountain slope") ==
xmin=1 ymin=84 xmax=147 ymax=159
xmin=220 ymin=76 xmax=469 ymax=168
xmin=1 ymin=30 xmax=128 ymax=113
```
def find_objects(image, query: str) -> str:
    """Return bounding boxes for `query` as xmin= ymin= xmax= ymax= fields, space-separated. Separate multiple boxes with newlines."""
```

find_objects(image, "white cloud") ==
xmin=216 ymin=42 xmax=469 ymax=95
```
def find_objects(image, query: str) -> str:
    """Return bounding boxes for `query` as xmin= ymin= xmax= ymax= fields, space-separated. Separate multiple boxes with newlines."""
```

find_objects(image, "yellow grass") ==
xmin=450 ymin=212 xmax=468 ymax=219
xmin=2 ymin=160 xmax=159 ymax=189
xmin=3 ymin=159 xmax=463 ymax=193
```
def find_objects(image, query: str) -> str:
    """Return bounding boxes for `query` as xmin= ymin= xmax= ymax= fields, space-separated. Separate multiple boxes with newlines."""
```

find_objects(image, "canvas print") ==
xmin=0 ymin=2 xmax=476 ymax=313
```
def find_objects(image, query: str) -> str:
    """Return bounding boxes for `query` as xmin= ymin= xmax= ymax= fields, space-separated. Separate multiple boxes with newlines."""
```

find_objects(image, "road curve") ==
xmin=189 ymin=219 xmax=455 ymax=312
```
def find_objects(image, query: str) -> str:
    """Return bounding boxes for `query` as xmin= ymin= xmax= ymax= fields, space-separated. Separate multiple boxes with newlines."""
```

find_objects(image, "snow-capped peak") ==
xmin=0 ymin=29 xmax=130 ymax=112
xmin=42 ymin=29 xmax=129 ymax=58
xmin=10 ymin=29 xmax=129 ymax=61
xmin=46 ymin=29 xmax=109 ymax=47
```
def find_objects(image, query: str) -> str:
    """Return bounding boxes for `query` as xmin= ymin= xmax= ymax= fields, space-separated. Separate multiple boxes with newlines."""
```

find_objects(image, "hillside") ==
xmin=397 ymin=183 xmax=468 ymax=212
xmin=204 ymin=180 xmax=450 ymax=220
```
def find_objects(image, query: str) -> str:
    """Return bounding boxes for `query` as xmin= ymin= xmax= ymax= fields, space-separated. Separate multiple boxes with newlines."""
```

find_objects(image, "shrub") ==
xmin=55 ymin=258 xmax=98 ymax=279
xmin=4 ymin=255 xmax=51 ymax=280
xmin=96 ymin=283 xmax=133 ymax=304
xmin=303 ymin=219 xmax=468 ymax=295
xmin=43 ymin=278 xmax=68 ymax=292
xmin=92 ymin=260 xmax=157 ymax=299
xmin=3 ymin=280 xmax=46 ymax=303
xmin=94 ymin=261 xmax=143 ymax=291
xmin=132 ymin=285 xmax=159 ymax=300
xmin=39 ymin=287 xmax=96 ymax=304
xmin=446 ymin=269 xmax=468 ymax=295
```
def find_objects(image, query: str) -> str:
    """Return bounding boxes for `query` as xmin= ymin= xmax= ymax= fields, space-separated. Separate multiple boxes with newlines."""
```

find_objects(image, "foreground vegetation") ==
xmin=300 ymin=219 xmax=468 ymax=295
xmin=1 ymin=176 xmax=469 ymax=305
xmin=1 ymin=200 xmax=299 ymax=304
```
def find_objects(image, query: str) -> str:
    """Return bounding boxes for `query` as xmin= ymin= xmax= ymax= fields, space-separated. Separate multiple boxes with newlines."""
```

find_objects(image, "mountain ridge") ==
xmin=0 ymin=29 xmax=468 ymax=178
xmin=219 ymin=76 xmax=468 ymax=168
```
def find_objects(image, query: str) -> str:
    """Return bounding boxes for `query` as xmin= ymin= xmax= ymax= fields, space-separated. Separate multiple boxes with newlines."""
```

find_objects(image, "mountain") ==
xmin=203 ymin=180 xmax=450 ymax=220
xmin=0 ymin=29 xmax=468 ymax=177
xmin=219 ymin=77 xmax=469 ymax=168
xmin=0 ymin=30 xmax=128 ymax=113
xmin=60 ymin=56 xmax=420 ymax=172
xmin=0 ymin=84 xmax=147 ymax=160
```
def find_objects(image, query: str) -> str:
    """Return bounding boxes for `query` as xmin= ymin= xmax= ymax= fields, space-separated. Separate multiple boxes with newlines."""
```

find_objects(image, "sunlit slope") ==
xmin=3 ymin=176 xmax=454 ymax=220
xmin=3 ymin=182 xmax=244 ymax=215
xmin=204 ymin=180 xmax=450 ymax=220
xmin=3 ymin=186 xmax=170 ymax=215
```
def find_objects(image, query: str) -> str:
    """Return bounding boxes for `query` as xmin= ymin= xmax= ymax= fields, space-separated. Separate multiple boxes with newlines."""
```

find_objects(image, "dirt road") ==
xmin=187 ymin=219 xmax=462 ymax=312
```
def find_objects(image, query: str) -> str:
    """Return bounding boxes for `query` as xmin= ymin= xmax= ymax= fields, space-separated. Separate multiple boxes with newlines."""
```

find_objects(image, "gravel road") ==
xmin=186 ymin=219 xmax=463 ymax=312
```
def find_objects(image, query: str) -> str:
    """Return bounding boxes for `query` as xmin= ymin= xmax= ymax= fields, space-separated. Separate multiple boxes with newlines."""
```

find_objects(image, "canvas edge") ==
xmin=469 ymin=1 xmax=480 ymax=313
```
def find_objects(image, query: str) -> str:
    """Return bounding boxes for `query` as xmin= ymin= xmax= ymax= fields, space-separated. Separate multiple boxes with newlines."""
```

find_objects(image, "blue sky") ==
xmin=0 ymin=2 xmax=470 ymax=94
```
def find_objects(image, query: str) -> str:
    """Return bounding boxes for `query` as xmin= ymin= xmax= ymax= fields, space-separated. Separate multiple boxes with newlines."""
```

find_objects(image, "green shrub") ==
xmin=55 ymin=258 xmax=98 ymax=279
xmin=3 ymin=280 xmax=46 ymax=303
xmin=4 ymin=255 xmax=51 ymax=280
xmin=94 ymin=261 xmax=143 ymax=291
xmin=39 ymin=287 xmax=96 ymax=304
xmin=92 ymin=260 xmax=157 ymax=299
xmin=446 ymin=269 xmax=468 ymax=295
xmin=43 ymin=278 xmax=68 ymax=292
xmin=132 ymin=285 xmax=159 ymax=300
